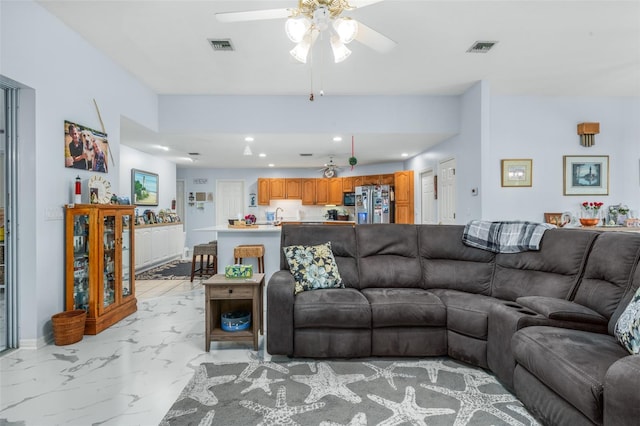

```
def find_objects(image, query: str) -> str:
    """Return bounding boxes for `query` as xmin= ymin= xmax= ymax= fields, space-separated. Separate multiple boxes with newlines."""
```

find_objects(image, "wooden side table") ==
xmin=203 ymin=273 xmax=265 ymax=351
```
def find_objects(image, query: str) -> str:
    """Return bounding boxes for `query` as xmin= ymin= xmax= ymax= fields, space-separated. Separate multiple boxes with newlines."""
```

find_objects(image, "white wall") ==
xmin=120 ymin=145 xmax=177 ymax=213
xmin=484 ymin=96 xmax=640 ymax=221
xmin=1 ymin=0 xmax=159 ymax=346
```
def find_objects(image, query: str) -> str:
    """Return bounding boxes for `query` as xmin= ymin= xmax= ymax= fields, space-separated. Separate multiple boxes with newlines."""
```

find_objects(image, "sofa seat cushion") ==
xmin=294 ymin=288 xmax=371 ymax=329
xmin=361 ymin=288 xmax=445 ymax=328
xmin=431 ymin=289 xmax=502 ymax=339
xmin=512 ymin=326 xmax=629 ymax=424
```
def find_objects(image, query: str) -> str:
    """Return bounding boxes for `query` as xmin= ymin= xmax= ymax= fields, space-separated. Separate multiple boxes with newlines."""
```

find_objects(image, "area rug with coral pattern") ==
xmin=160 ymin=358 xmax=540 ymax=426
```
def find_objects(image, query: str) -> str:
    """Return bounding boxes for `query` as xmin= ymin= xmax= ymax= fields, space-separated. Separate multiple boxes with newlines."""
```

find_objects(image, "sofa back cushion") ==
xmin=573 ymin=232 xmax=640 ymax=321
xmin=279 ymin=224 xmax=359 ymax=289
xmin=491 ymin=229 xmax=597 ymax=301
xmin=418 ymin=225 xmax=495 ymax=295
xmin=356 ymin=224 xmax=422 ymax=289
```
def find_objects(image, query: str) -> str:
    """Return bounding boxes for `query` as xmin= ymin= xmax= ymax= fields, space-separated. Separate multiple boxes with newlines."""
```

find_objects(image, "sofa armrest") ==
xmin=516 ymin=296 xmax=607 ymax=325
xmin=604 ymin=355 xmax=640 ymax=426
xmin=266 ymin=270 xmax=296 ymax=356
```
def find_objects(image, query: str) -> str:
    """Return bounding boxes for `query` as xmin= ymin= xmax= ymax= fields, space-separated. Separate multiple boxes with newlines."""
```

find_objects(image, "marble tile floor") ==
xmin=0 ymin=279 xmax=275 ymax=426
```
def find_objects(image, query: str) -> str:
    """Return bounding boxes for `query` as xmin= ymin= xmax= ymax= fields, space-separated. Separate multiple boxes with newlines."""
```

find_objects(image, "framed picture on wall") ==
xmin=131 ymin=169 xmax=159 ymax=206
xmin=64 ymin=120 xmax=109 ymax=173
xmin=563 ymin=155 xmax=609 ymax=195
xmin=501 ymin=159 xmax=532 ymax=187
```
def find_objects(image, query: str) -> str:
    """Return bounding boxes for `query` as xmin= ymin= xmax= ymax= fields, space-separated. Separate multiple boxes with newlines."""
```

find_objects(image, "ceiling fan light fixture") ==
xmin=290 ymin=41 xmax=310 ymax=63
xmin=333 ymin=18 xmax=358 ymax=44
xmin=285 ymin=17 xmax=310 ymax=43
xmin=330 ymin=35 xmax=351 ymax=63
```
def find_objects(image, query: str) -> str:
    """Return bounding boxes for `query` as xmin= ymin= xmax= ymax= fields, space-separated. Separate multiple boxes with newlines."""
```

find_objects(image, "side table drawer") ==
xmin=208 ymin=286 xmax=254 ymax=299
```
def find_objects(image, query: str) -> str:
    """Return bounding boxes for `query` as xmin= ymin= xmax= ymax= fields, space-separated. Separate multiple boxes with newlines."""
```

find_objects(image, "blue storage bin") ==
xmin=221 ymin=311 xmax=251 ymax=332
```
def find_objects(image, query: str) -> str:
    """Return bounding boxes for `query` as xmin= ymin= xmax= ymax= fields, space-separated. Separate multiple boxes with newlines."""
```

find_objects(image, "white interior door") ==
xmin=420 ymin=170 xmax=436 ymax=224
xmin=216 ymin=180 xmax=244 ymax=226
xmin=176 ymin=179 xmax=185 ymax=230
xmin=438 ymin=158 xmax=457 ymax=224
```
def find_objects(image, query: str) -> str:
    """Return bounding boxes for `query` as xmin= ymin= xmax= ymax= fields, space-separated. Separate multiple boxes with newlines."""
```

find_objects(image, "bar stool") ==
xmin=233 ymin=244 xmax=265 ymax=273
xmin=190 ymin=241 xmax=217 ymax=282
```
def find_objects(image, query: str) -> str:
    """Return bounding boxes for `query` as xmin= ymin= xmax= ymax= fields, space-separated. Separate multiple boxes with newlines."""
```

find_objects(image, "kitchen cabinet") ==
xmin=353 ymin=176 xmax=363 ymax=188
xmin=270 ymin=178 xmax=286 ymax=200
xmin=342 ymin=177 xmax=354 ymax=192
xmin=394 ymin=170 xmax=414 ymax=224
xmin=65 ymin=204 xmax=137 ymax=335
xmin=301 ymin=179 xmax=316 ymax=205
xmin=286 ymin=178 xmax=302 ymax=199
xmin=381 ymin=174 xmax=395 ymax=185
xmin=328 ymin=178 xmax=343 ymax=205
xmin=258 ymin=178 xmax=270 ymax=205
xmin=316 ymin=179 xmax=329 ymax=205
xmin=362 ymin=175 xmax=380 ymax=185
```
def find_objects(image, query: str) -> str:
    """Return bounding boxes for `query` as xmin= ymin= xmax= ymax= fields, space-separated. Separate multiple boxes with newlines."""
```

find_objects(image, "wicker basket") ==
xmin=51 ymin=310 xmax=86 ymax=345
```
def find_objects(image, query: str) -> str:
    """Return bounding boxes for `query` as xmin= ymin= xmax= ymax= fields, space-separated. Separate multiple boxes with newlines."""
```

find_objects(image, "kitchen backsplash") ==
xmin=247 ymin=199 xmax=355 ymax=222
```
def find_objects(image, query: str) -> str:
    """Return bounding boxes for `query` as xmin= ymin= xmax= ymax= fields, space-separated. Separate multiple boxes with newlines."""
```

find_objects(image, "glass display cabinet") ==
xmin=65 ymin=204 xmax=136 ymax=334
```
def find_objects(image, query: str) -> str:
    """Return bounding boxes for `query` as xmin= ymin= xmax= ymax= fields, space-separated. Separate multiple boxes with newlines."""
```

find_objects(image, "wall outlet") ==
xmin=471 ymin=187 xmax=479 ymax=196
xmin=45 ymin=207 xmax=64 ymax=221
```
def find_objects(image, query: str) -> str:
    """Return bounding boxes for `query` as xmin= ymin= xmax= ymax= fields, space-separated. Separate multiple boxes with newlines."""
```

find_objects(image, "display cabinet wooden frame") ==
xmin=65 ymin=204 xmax=136 ymax=334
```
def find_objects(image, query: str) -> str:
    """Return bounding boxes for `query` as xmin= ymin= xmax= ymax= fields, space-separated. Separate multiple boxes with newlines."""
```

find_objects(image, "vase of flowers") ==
xmin=580 ymin=201 xmax=603 ymax=226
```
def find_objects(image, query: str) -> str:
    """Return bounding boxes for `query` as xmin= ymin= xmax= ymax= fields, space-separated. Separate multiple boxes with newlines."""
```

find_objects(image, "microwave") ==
xmin=343 ymin=192 xmax=355 ymax=206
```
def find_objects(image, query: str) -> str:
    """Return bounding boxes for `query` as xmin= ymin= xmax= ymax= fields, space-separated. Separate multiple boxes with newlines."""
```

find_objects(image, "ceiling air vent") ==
xmin=188 ymin=152 xmax=200 ymax=156
xmin=466 ymin=41 xmax=498 ymax=53
xmin=299 ymin=153 xmax=313 ymax=157
xmin=208 ymin=39 xmax=234 ymax=52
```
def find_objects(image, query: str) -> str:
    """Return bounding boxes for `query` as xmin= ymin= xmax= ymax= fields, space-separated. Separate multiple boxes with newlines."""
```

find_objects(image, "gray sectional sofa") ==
xmin=267 ymin=224 xmax=640 ymax=426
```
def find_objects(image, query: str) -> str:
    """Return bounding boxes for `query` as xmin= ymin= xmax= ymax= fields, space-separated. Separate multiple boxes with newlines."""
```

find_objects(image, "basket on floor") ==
xmin=51 ymin=310 xmax=86 ymax=345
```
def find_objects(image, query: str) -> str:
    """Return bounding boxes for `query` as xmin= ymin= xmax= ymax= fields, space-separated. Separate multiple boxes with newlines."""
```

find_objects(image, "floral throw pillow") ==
xmin=615 ymin=287 xmax=640 ymax=355
xmin=283 ymin=242 xmax=344 ymax=295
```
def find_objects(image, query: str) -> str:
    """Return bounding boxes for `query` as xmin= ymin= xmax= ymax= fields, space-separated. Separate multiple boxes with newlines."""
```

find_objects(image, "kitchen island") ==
xmin=193 ymin=225 xmax=282 ymax=282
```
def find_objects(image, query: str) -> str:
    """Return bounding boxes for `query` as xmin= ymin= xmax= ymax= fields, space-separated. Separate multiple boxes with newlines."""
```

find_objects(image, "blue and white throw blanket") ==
xmin=462 ymin=220 xmax=555 ymax=253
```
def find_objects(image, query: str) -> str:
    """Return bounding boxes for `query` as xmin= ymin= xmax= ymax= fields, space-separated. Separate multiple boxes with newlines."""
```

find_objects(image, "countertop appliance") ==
xmin=355 ymin=185 xmax=394 ymax=224
xmin=343 ymin=192 xmax=355 ymax=206
xmin=326 ymin=209 xmax=339 ymax=220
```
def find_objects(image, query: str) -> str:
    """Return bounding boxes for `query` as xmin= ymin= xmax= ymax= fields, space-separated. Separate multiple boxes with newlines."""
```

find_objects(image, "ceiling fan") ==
xmin=318 ymin=157 xmax=342 ymax=178
xmin=215 ymin=0 xmax=397 ymax=63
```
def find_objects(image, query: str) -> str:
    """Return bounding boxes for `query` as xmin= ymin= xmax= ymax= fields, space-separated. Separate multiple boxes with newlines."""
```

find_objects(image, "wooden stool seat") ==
xmin=191 ymin=242 xmax=217 ymax=282
xmin=234 ymin=244 xmax=265 ymax=273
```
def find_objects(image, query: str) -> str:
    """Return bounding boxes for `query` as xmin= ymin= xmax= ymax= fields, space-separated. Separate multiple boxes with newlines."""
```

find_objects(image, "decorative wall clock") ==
xmin=88 ymin=175 xmax=112 ymax=204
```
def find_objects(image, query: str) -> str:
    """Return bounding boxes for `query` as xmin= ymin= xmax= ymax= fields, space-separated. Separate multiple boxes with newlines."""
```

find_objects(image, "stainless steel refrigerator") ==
xmin=355 ymin=185 xmax=395 ymax=224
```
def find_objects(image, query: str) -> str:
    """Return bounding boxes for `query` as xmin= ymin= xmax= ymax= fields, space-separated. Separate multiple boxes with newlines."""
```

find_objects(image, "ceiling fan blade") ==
xmin=215 ymin=8 xmax=292 ymax=23
xmin=354 ymin=21 xmax=397 ymax=53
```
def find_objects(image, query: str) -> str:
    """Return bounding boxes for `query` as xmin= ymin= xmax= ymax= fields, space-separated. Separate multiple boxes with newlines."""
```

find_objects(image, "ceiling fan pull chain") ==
xmin=309 ymin=48 xmax=315 ymax=101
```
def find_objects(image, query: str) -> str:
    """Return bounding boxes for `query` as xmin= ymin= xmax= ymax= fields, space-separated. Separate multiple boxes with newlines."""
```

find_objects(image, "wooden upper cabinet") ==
xmin=270 ymin=178 xmax=286 ymax=199
xmin=362 ymin=175 xmax=380 ymax=185
xmin=286 ymin=178 xmax=302 ymax=199
xmin=381 ymin=174 xmax=395 ymax=185
xmin=328 ymin=178 xmax=343 ymax=205
xmin=394 ymin=171 xmax=413 ymax=204
xmin=301 ymin=179 xmax=316 ymax=205
xmin=342 ymin=177 xmax=354 ymax=192
xmin=394 ymin=170 xmax=414 ymax=224
xmin=353 ymin=176 xmax=364 ymax=188
xmin=257 ymin=178 xmax=270 ymax=205
xmin=316 ymin=179 xmax=329 ymax=205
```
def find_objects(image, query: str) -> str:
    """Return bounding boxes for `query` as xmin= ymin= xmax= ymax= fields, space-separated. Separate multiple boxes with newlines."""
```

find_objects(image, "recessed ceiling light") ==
xmin=259 ymin=153 xmax=266 ymax=157
xmin=156 ymin=145 xmax=169 ymax=151
xmin=245 ymin=136 xmax=254 ymax=142
xmin=243 ymin=146 xmax=253 ymax=156
xmin=268 ymin=163 xmax=275 ymax=167
xmin=401 ymin=153 xmax=409 ymax=157
xmin=333 ymin=136 xmax=342 ymax=142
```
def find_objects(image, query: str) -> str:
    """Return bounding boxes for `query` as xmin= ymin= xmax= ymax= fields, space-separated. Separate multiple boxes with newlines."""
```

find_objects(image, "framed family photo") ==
xmin=563 ymin=155 xmax=609 ymax=195
xmin=501 ymin=159 xmax=532 ymax=187
xmin=64 ymin=120 xmax=109 ymax=173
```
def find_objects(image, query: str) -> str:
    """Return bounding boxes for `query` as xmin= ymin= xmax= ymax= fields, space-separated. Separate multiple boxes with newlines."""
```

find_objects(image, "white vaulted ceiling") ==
xmin=39 ymin=1 xmax=640 ymax=169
